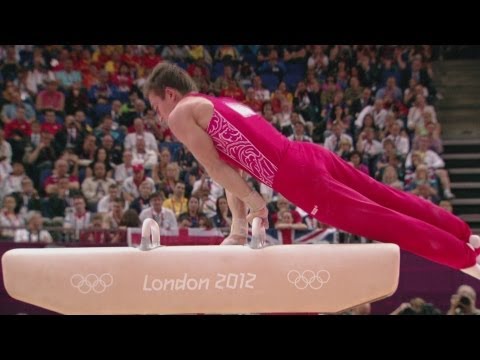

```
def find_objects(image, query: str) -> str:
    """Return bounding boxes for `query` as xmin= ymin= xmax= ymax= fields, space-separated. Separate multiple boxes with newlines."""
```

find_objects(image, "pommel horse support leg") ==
xmin=2 ymin=219 xmax=400 ymax=315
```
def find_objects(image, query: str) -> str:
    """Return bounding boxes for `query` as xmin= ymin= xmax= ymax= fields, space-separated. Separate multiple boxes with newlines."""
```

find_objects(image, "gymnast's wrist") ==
xmin=241 ymin=190 xmax=266 ymax=212
xmin=230 ymin=219 xmax=248 ymax=237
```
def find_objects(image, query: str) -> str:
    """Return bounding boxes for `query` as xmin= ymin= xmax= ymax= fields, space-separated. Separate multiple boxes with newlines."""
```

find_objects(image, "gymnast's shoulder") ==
xmin=169 ymin=95 xmax=214 ymax=128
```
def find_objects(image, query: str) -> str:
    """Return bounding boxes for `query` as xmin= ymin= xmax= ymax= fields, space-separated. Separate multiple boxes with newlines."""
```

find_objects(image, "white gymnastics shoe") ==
xmin=469 ymin=235 xmax=480 ymax=249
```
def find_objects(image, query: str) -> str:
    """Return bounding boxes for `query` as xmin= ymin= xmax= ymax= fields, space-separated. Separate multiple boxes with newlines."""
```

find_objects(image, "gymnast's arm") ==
xmin=168 ymin=101 xmax=267 ymax=224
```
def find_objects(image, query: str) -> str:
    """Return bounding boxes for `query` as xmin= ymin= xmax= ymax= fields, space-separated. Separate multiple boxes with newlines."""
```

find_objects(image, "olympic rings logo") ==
xmin=70 ymin=273 xmax=114 ymax=294
xmin=287 ymin=270 xmax=330 ymax=290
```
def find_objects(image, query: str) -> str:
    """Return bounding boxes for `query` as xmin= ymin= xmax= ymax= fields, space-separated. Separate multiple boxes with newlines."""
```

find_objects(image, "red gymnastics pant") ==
xmin=272 ymin=141 xmax=477 ymax=270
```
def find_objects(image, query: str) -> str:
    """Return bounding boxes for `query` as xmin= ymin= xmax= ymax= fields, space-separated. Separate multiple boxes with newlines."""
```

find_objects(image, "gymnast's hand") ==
xmin=246 ymin=206 xmax=269 ymax=229
xmin=242 ymin=190 xmax=269 ymax=229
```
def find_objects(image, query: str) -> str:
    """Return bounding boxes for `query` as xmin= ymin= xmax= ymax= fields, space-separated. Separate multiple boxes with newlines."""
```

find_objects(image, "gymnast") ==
xmin=143 ymin=62 xmax=480 ymax=280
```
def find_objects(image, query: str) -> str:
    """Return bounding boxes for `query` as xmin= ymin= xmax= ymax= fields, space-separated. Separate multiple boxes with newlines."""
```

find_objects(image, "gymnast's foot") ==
xmin=221 ymin=234 xmax=247 ymax=246
xmin=469 ymin=235 xmax=480 ymax=249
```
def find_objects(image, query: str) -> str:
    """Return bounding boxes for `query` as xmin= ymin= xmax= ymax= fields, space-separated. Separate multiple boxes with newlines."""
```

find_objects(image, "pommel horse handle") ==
xmin=139 ymin=217 xmax=265 ymax=250
xmin=250 ymin=217 xmax=266 ymax=249
xmin=139 ymin=218 xmax=161 ymax=251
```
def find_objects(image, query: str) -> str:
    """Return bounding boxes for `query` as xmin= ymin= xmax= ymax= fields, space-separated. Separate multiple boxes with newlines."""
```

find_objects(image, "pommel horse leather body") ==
xmin=2 ymin=243 xmax=399 ymax=314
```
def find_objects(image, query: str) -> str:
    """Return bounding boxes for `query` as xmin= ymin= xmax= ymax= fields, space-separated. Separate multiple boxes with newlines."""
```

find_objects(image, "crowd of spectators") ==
xmin=0 ymin=45 xmax=454 ymax=244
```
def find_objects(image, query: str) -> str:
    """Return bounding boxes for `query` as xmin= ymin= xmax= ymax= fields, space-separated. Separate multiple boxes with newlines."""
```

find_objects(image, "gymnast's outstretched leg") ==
xmin=319 ymin=144 xmax=473 ymax=245
xmin=309 ymin=174 xmax=477 ymax=272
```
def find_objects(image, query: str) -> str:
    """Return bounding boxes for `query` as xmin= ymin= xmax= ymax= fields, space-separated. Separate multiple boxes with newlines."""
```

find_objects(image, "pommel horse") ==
xmin=2 ymin=218 xmax=400 ymax=314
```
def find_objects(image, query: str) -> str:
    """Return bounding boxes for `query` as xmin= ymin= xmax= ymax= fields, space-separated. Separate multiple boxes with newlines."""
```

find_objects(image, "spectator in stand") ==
xmin=404 ymin=79 xmax=428 ymax=108
xmin=35 ymin=79 xmax=65 ymax=114
xmin=0 ymin=195 xmax=24 ymax=239
xmin=132 ymin=137 xmax=158 ymax=171
xmin=142 ymin=45 xmax=163 ymax=71
xmin=412 ymin=119 xmax=443 ymax=154
xmin=350 ymin=87 xmax=373 ymax=119
xmin=356 ymin=99 xmax=388 ymax=131
xmin=139 ymin=191 xmax=177 ymax=230
xmin=344 ymin=77 xmax=363 ymax=110
xmin=235 ymin=61 xmax=256 ymax=91
xmin=2 ymin=90 xmax=36 ymax=124
xmin=54 ymin=114 xmax=84 ymax=155
xmin=274 ymin=209 xmax=308 ymax=231
xmin=0 ymin=128 xmax=13 ymax=179
xmin=407 ymin=94 xmax=437 ymax=133
xmin=11 ymin=177 xmax=42 ymax=218
xmin=288 ymin=120 xmax=313 ymax=143
xmin=64 ymin=82 xmax=89 ymax=116
xmin=87 ymin=70 xmax=118 ymax=105
xmin=213 ymin=65 xmax=235 ymax=95
xmin=122 ymin=163 xmax=155 ymax=203
xmin=307 ymin=45 xmax=329 ymax=81
xmin=55 ymin=58 xmax=82 ymax=91
xmin=191 ymin=65 xmax=210 ymax=94
xmin=120 ymin=98 xmax=147 ymax=129
xmin=81 ymin=161 xmax=116 ymax=209
xmin=187 ymin=44 xmax=213 ymax=64
xmin=220 ymin=79 xmax=245 ymax=102
xmin=405 ymin=136 xmax=454 ymax=199
xmin=243 ymin=87 xmax=263 ymax=114
xmin=94 ymin=114 xmax=124 ymax=145
xmin=376 ymin=139 xmax=404 ymax=180
xmin=111 ymin=63 xmax=134 ymax=102
xmin=405 ymin=164 xmax=440 ymax=194
xmin=274 ymin=101 xmax=293 ymax=136
xmin=104 ymin=197 xmax=126 ymax=229
xmin=64 ymin=195 xmax=92 ymax=236
xmin=324 ymin=121 xmax=353 ymax=153
xmin=130 ymin=180 xmax=154 ymax=215
xmin=252 ymin=75 xmax=270 ymax=102
xmin=384 ymin=122 xmax=410 ymax=157
xmin=124 ymin=117 xmax=158 ymax=153
xmin=0 ymin=162 xmax=28 ymax=200
xmin=97 ymin=183 xmax=122 ymax=214
xmin=257 ymin=49 xmax=286 ymax=87
xmin=177 ymin=195 xmax=204 ymax=229
xmin=151 ymin=147 xmax=171 ymax=184
xmin=349 ymin=151 xmax=370 ymax=176
xmin=335 ymin=137 xmax=354 ymax=161
xmin=381 ymin=165 xmax=404 ymax=191
xmin=3 ymin=105 xmax=32 ymax=140
xmin=447 ymin=285 xmax=480 ymax=315
xmin=25 ymin=60 xmax=56 ymax=96
xmin=44 ymin=158 xmax=79 ymax=196
xmin=14 ymin=211 xmax=53 ymax=243
xmin=211 ymin=195 xmax=232 ymax=230
xmin=402 ymin=57 xmax=434 ymax=96
xmin=391 ymin=297 xmax=441 ymax=315
xmin=114 ymin=150 xmax=134 ymax=184
xmin=162 ymin=181 xmax=188 ymax=217
xmin=214 ymin=45 xmax=240 ymax=65
xmin=268 ymin=195 xmax=302 ymax=227
xmin=24 ymin=130 xmax=57 ymax=187
xmin=40 ymin=109 xmax=62 ymax=136
xmin=376 ymin=76 xmax=402 ymax=102
xmin=161 ymin=45 xmax=190 ymax=63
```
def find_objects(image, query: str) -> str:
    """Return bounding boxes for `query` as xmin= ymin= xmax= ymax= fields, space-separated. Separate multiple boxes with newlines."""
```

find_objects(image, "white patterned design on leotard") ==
xmin=207 ymin=109 xmax=277 ymax=187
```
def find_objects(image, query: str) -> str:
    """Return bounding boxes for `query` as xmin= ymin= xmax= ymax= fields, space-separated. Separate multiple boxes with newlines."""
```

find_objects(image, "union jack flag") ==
xmin=251 ymin=228 xmax=337 ymax=246
xmin=127 ymin=227 xmax=338 ymax=247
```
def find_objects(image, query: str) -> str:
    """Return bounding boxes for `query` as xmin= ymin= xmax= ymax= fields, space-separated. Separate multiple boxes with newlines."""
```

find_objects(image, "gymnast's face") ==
xmin=149 ymin=88 xmax=178 ymax=121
